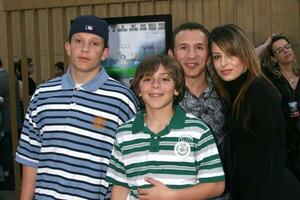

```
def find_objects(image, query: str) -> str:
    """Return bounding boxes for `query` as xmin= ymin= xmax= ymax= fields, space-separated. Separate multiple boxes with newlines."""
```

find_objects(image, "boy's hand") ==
xmin=137 ymin=177 xmax=175 ymax=200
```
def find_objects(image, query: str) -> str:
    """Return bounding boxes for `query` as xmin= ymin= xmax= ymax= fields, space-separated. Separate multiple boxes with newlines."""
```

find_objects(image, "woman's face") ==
xmin=272 ymin=39 xmax=294 ymax=65
xmin=211 ymin=42 xmax=246 ymax=81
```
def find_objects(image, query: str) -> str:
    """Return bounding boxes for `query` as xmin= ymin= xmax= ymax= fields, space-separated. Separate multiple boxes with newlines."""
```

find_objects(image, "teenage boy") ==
xmin=106 ymin=55 xmax=225 ymax=200
xmin=16 ymin=15 xmax=139 ymax=200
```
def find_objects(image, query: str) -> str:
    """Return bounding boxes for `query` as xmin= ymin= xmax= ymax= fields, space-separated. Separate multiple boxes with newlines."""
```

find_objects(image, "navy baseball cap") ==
xmin=68 ymin=15 xmax=109 ymax=47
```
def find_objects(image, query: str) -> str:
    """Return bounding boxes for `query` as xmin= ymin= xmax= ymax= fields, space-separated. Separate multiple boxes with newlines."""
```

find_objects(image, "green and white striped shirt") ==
xmin=107 ymin=106 xmax=225 ymax=199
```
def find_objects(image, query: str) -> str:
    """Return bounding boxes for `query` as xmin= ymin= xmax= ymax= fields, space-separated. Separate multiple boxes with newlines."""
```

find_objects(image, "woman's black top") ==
xmin=223 ymin=71 xmax=300 ymax=199
xmin=264 ymin=68 xmax=300 ymax=149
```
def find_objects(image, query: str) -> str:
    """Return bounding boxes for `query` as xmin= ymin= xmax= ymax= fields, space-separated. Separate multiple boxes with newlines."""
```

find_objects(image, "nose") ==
xmin=151 ymin=78 xmax=161 ymax=88
xmin=221 ymin=56 xmax=229 ymax=67
xmin=187 ymin=47 xmax=196 ymax=58
xmin=81 ymin=42 xmax=90 ymax=52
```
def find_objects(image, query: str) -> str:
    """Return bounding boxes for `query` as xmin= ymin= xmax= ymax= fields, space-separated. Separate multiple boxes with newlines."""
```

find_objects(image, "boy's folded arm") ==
xmin=138 ymin=177 xmax=225 ymax=200
xmin=172 ymin=181 xmax=225 ymax=200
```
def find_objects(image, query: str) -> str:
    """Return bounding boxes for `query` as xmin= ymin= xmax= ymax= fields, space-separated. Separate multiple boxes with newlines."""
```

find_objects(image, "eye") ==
xmin=91 ymin=41 xmax=100 ymax=47
xmin=178 ymin=45 xmax=187 ymax=50
xmin=162 ymin=77 xmax=171 ymax=82
xmin=74 ymin=39 xmax=81 ymax=44
xmin=274 ymin=48 xmax=283 ymax=54
xmin=285 ymin=44 xmax=292 ymax=49
xmin=142 ymin=77 xmax=151 ymax=82
xmin=196 ymin=45 xmax=204 ymax=50
xmin=213 ymin=54 xmax=221 ymax=60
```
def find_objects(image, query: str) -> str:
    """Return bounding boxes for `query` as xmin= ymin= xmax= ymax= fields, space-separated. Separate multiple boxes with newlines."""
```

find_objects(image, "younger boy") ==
xmin=106 ymin=55 xmax=225 ymax=200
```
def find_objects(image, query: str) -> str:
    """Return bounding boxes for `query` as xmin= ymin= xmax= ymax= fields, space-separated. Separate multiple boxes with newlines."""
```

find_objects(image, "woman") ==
xmin=209 ymin=24 xmax=300 ymax=199
xmin=258 ymin=35 xmax=300 ymax=182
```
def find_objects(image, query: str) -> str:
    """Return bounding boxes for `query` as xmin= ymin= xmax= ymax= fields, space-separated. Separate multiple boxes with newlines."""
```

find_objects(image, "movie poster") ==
xmin=102 ymin=21 xmax=167 ymax=86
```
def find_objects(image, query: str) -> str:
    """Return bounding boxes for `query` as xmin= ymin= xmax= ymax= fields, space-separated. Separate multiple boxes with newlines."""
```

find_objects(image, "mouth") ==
xmin=184 ymin=63 xmax=199 ymax=69
xmin=284 ymin=53 xmax=292 ymax=59
xmin=219 ymin=69 xmax=232 ymax=75
xmin=149 ymin=93 xmax=163 ymax=97
xmin=78 ymin=56 xmax=90 ymax=62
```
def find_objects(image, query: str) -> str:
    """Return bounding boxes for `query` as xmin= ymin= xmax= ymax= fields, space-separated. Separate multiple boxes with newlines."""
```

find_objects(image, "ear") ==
xmin=101 ymin=48 xmax=110 ymax=61
xmin=168 ymin=49 xmax=174 ymax=57
xmin=64 ymin=42 xmax=71 ymax=56
xmin=174 ymin=90 xmax=179 ymax=96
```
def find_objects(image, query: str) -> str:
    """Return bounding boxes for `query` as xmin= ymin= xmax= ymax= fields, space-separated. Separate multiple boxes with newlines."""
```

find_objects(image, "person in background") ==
xmin=106 ymin=55 xmax=225 ymax=200
xmin=256 ymin=34 xmax=300 ymax=182
xmin=0 ymin=58 xmax=22 ymax=190
xmin=15 ymin=15 xmax=139 ymax=200
xmin=168 ymin=22 xmax=228 ymax=199
xmin=209 ymin=24 xmax=300 ymax=199
xmin=54 ymin=61 xmax=65 ymax=77
xmin=14 ymin=57 xmax=36 ymax=96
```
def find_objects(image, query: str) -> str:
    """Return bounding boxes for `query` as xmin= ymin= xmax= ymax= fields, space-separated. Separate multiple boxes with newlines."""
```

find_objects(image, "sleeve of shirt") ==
xmin=106 ymin=135 xmax=130 ymax=188
xmin=118 ymin=88 xmax=139 ymax=125
xmin=15 ymin=93 xmax=42 ymax=168
xmin=196 ymin=124 xmax=225 ymax=183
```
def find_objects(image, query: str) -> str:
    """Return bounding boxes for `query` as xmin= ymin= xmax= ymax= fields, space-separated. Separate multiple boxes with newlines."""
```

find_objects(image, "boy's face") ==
xmin=168 ymin=29 xmax=209 ymax=80
xmin=65 ymin=32 xmax=109 ymax=77
xmin=138 ymin=64 xmax=179 ymax=111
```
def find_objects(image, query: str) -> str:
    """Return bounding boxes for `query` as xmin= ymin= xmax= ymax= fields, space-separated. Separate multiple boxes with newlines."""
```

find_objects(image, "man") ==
xmin=0 ymin=58 xmax=21 ymax=190
xmin=54 ymin=61 xmax=65 ymax=77
xmin=168 ymin=22 xmax=228 ymax=199
xmin=14 ymin=57 xmax=36 ymax=96
xmin=16 ymin=15 xmax=139 ymax=200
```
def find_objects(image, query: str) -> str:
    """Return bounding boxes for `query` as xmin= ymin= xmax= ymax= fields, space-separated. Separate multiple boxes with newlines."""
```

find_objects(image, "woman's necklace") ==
xmin=288 ymin=77 xmax=295 ymax=85
xmin=282 ymin=72 xmax=299 ymax=89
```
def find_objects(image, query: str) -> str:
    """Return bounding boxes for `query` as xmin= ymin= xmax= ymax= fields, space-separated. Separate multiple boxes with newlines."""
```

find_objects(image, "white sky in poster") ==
xmin=107 ymin=21 xmax=166 ymax=63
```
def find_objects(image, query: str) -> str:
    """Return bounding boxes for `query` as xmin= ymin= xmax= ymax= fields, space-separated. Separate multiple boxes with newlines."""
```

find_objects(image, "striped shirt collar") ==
xmin=62 ymin=66 xmax=109 ymax=91
xmin=132 ymin=105 xmax=186 ymax=134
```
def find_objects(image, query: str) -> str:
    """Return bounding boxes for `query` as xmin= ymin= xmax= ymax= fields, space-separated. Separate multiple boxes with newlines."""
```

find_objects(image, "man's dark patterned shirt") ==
xmin=180 ymin=78 xmax=225 ymax=158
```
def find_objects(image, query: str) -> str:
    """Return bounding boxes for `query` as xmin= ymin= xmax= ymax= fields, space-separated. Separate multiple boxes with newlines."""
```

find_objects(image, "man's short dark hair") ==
xmin=170 ymin=22 xmax=210 ymax=51
xmin=55 ymin=61 xmax=64 ymax=71
xmin=14 ymin=57 xmax=33 ymax=75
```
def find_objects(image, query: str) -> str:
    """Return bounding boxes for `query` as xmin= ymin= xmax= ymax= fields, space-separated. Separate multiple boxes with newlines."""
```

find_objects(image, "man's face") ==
xmin=28 ymin=63 xmax=35 ymax=75
xmin=169 ymin=30 xmax=209 ymax=80
xmin=65 ymin=32 xmax=109 ymax=76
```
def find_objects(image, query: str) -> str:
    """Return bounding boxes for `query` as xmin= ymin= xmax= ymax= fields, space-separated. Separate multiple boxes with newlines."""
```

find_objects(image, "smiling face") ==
xmin=169 ymin=29 xmax=209 ymax=81
xmin=211 ymin=42 xmax=245 ymax=81
xmin=272 ymin=38 xmax=294 ymax=66
xmin=65 ymin=32 xmax=109 ymax=82
xmin=138 ymin=64 xmax=179 ymax=112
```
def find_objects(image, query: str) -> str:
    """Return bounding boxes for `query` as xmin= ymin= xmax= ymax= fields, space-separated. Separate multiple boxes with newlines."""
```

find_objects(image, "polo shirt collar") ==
xmin=132 ymin=105 xmax=186 ymax=134
xmin=61 ymin=66 xmax=109 ymax=91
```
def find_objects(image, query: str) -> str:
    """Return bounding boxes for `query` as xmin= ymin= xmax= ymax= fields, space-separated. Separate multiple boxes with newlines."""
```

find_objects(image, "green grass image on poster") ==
xmin=106 ymin=66 xmax=137 ymax=78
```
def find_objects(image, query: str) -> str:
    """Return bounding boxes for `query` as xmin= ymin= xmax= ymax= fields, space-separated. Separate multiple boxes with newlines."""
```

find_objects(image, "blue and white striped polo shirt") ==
xmin=16 ymin=68 xmax=139 ymax=200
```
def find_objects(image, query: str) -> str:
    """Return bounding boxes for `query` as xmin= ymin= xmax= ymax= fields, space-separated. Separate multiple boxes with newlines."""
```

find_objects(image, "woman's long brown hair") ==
xmin=209 ymin=24 xmax=264 ymax=124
